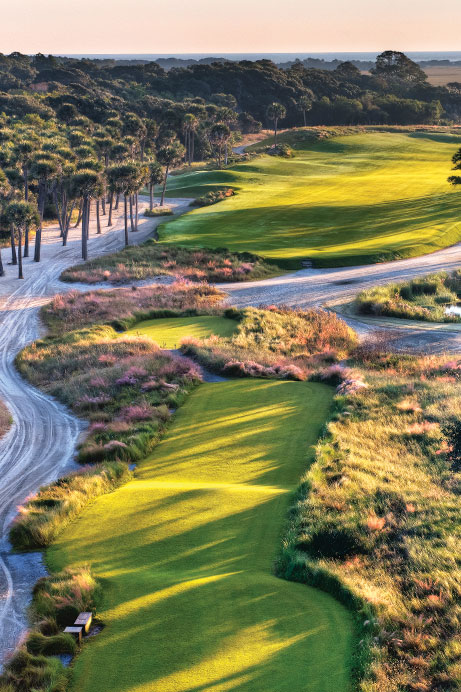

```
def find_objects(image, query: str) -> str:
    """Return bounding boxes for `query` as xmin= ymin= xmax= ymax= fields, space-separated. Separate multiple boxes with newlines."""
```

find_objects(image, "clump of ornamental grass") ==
xmin=59 ymin=242 xmax=279 ymax=285
xmin=10 ymin=461 xmax=131 ymax=550
xmin=41 ymin=280 xmax=226 ymax=334
xmin=181 ymin=306 xmax=357 ymax=380
xmin=277 ymin=346 xmax=461 ymax=692
xmin=0 ymin=399 xmax=12 ymax=439
xmin=355 ymin=269 xmax=461 ymax=323
xmin=16 ymin=326 xmax=201 ymax=466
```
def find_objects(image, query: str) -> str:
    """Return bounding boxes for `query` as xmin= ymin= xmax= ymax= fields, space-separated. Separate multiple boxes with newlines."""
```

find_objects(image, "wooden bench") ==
xmin=74 ymin=612 xmax=93 ymax=633
xmin=64 ymin=626 xmax=83 ymax=644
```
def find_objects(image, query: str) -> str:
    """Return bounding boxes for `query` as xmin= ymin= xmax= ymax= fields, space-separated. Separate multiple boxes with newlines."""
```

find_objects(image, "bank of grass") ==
xmin=48 ymin=379 xmax=355 ymax=692
xmin=41 ymin=281 xmax=225 ymax=334
xmin=0 ymin=399 xmax=12 ymax=439
xmin=124 ymin=314 xmax=238 ymax=349
xmin=181 ymin=305 xmax=358 ymax=379
xmin=160 ymin=129 xmax=461 ymax=268
xmin=356 ymin=269 xmax=461 ymax=322
xmin=276 ymin=344 xmax=461 ymax=692
xmin=16 ymin=325 xmax=201 ymax=467
xmin=60 ymin=242 xmax=280 ymax=285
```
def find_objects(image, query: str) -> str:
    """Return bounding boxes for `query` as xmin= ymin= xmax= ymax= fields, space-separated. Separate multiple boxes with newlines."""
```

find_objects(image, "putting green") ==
xmin=161 ymin=131 xmax=461 ymax=267
xmin=124 ymin=315 xmax=237 ymax=349
xmin=49 ymin=380 xmax=353 ymax=692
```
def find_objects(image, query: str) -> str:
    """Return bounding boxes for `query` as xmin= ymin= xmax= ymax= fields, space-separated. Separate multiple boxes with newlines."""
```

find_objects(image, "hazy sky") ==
xmin=2 ymin=0 xmax=461 ymax=54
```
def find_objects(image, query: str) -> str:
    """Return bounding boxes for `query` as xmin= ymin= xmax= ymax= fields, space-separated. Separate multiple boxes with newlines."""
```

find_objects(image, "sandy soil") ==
xmin=0 ymin=197 xmax=190 ymax=664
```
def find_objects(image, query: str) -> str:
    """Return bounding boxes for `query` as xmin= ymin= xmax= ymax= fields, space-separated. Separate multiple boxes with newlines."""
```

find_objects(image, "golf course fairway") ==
xmin=161 ymin=130 xmax=461 ymax=266
xmin=124 ymin=315 xmax=237 ymax=349
xmin=48 ymin=379 xmax=354 ymax=692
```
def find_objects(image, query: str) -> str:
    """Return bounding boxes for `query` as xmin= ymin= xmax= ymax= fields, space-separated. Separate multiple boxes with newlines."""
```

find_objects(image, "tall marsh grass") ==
xmin=356 ymin=270 xmax=461 ymax=323
xmin=279 ymin=351 xmax=461 ymax=691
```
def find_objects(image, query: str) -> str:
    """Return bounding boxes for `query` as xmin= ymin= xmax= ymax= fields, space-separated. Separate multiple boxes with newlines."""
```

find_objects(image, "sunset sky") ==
xmin=1 ymin=0 xmax=460 ymax=54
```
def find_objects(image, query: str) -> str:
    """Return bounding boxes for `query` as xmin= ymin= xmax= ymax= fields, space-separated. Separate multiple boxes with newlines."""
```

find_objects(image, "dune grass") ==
xmin=124 ymin=315 xmax=238 ymax=349
xmin=160 ymin=130 xmax=461 ymax=268
xmin=0 ymin=399 xmax=12 ymax=440
xmin=356 ymin=269 xmax=461 ymax=322
xmin=48 ymin=379 xmax=354 ymax=692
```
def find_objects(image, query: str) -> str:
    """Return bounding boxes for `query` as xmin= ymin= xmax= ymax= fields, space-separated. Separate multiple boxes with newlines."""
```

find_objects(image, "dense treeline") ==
xmin=0 ymin=49 xmax=460 ymax=279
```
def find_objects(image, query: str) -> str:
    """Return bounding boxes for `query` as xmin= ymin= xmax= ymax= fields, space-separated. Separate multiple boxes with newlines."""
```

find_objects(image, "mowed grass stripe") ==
xmin=162 ymin=131 xmax=461 ymax=266
xmin=123 ymin=315 xmax=237 ymax=350
xmin=49 ymin=380 xmax=354 ymax=692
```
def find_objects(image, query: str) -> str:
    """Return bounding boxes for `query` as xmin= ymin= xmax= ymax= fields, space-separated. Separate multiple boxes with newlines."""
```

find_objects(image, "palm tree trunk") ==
xmin=18 ymin=228 xmax=23 ymax=279
xmin=129 ymin=195 xmax=134 ymax=231
xmin=161 ymin=165 xmax=169 ymax=206
xmin=108 ymin=193 xmax=113 ymax=226
xmin=149 ymin=183 xmax=154 ymax=211
xmin=124 ymin=195 xmax=129 ymax=246
xmin=96 ymin=199 xmax=101 ymax=234
xmin=34 ymin=183 xmax=45 ymax=263
xmin=10 ymin=227 xmax=17 ymax=266
xmin=0 ymin=249 xmax=4 ymax=276
xmin=191 ymin=133 xmax=195 ymax=164
xmin=24 ymin=166 xmax=29 ymax=257
xmin=101 ymin=194 xmax=106 ymax=216
xmin=135 ymin=192 xmax=138 ymax=230
xmin=81 ymin=197 xmax=88 ymax=260
xmin=274 ymin=120 xmax=278 ymax=146
xmin=115 ymin=193 xmax=120 ymax=210
xmin=73 ymin=198 xmax=83 ymax=228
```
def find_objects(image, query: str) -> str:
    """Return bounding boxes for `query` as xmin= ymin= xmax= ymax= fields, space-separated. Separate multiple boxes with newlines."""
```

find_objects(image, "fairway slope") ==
xmin=49 ymin=380 xmax=353 ymax=692
xmin=162 ymin=131 xmax=461 ymax=267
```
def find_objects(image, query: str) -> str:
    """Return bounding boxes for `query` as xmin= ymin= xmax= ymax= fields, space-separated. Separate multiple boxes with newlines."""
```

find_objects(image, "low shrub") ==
xmin=355 ymin=270 xmax=461 ymax=322
xmin=143 ymin=207 xmax=173 ymax=217
xmin=0 ymin=399 xmax=12 ymax=439
xmin=267 ymin=143 xmax=293 ymax=157
xmin=60 ymin=242 xmax=279 ymax=285
xmin=190 ymin=187 xmax=234 ymax=207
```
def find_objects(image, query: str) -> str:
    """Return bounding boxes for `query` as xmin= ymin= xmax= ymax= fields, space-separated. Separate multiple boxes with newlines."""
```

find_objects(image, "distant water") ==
xmin=57 ymin=52 xmax=461 ymax=62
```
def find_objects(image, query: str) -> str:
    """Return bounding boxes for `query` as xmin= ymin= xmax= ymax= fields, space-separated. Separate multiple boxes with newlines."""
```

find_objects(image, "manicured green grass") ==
xmin=124 ymin=315 xmax=238 ymax=349
xmin=161 ymin=130 xmax=461 ymax=267
xmin=48 ymin=380 xmax=354 ymax=692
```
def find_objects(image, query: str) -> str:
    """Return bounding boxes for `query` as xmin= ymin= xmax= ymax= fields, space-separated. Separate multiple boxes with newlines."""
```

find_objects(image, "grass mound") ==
xmin=161 ymin=130 xmax=461 ymax=268
xmin=16 ymin=325 xmax=201 ymax=465
xmin=42 ymin=281 xmax=225 ymax=334
xmin=60 ymin=242 xmax=279 ymax=285
xmin=124 ymin=315 xmax=238 ymax=349
xmin=356 ymin=269 xmax=461 ymax=322
xmin=181 ymin=306 xmax=358 ymax=379
xmin=48 ymin=379 xmax=354 ymax=692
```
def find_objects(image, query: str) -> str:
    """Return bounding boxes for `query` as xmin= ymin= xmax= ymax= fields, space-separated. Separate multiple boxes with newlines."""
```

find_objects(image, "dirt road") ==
xmin=0 ymin=198 xmax=190 ymax=663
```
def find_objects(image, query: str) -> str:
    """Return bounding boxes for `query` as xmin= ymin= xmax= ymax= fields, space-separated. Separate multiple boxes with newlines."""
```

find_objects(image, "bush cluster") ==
xmin=190 ymin=187 xmax=234 ymax=207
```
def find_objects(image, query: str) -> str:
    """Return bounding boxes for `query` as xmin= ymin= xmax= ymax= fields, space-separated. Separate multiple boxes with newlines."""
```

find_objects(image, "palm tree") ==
xmin=209 ymin=123 xmax=231 ymax=168
xmin=156 ymin=141 xmax=186 ymax=206
xmin=182 ymin=114 xmax=198 ymax=166
xmin=266 ymin=102 xmax=286 ymax=146
xmin=3 ymin=201 xmax=39 ymax=279
xmin=298 ymin=91 xmax=315 ymax=127
xmin=147 ymin=161 xmax=164 ymax=210
xmin=30 ymin=155 xmax=59 ymax=262
xmin=13 ymin=138 xmax=37 ymax=257
xmin=106 ymin=163 xmax=138 ymax=246
xmin=0 ymin=170 xmax=11 ymax=277
xmin=71 ymin=170 xmax=103 ymax=260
